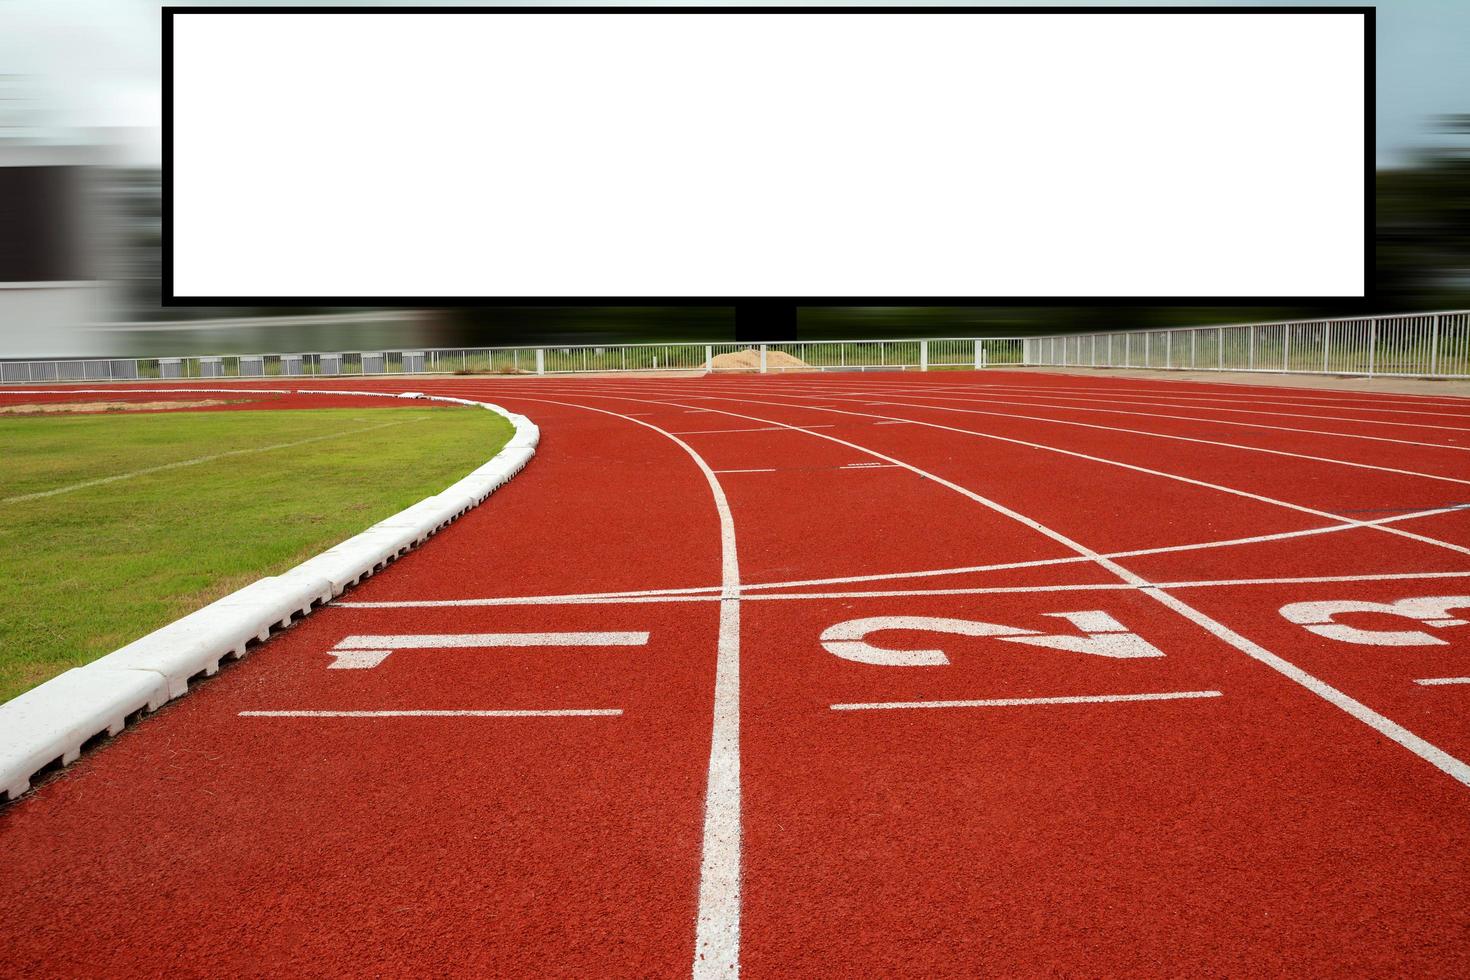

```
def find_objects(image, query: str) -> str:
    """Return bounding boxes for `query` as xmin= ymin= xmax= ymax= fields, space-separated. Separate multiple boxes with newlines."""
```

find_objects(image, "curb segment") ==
xmin=0 ymin=389 xmax=537 ymax=803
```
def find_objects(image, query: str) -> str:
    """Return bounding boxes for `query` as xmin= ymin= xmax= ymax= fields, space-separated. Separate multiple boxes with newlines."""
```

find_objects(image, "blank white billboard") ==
xmin=167 ymin=9 xmax=1368 ymax=301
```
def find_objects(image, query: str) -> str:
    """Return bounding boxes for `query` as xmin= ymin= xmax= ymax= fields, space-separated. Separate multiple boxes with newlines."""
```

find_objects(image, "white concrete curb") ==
xmin=0 ymin=389 xmax=538 ymax=802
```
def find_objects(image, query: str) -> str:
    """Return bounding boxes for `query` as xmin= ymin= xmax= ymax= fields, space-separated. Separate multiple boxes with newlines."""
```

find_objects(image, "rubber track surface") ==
xmin=2 ymin=372 xmax=1468 ymax=977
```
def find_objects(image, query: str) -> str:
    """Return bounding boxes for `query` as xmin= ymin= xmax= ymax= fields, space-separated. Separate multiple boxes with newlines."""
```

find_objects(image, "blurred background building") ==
xmin=0 ymin=73 xmax=110 ymax=357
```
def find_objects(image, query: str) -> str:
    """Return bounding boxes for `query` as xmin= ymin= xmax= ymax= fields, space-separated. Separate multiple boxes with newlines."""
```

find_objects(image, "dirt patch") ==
xmin=709 ymin=348 xmax=814 ymax=374
xmin=0 ymin=399 xmax=250 ymax=415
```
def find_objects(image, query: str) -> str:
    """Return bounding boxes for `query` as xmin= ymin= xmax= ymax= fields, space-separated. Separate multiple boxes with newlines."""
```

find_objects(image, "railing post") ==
xmin=919 ymin=340 xmax=929 ymax=372
xmin=1283 ymin=326 xmax=1291 ymax=372
xmin=536 ymin=348 xmax=545 ymax=376
xmin=1323 ymin=322 xmax=1331 ymax=373
xmin=760 ymin=345 xmax=768 ymax=374
xmin=1431 ymin=314 xmax=1441 ymax=376
xmin=1367 ymin=319 xmax=1377 ymax=377
xmin=705 ymin=344 xmax=713 ymax=371
xmin=1248 ymin=326 xmax=1254 ymax=370
xmin=974 ymin=340 xmax=983 ymax=369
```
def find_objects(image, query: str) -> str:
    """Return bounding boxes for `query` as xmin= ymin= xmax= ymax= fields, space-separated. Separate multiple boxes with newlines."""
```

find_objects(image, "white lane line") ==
xmin=819 ymin=390 xmax=1470 ymax=452
xmin=512 ymin=395 xmax=744 ymax=980
xmin=829 ymin=397 xmax=1470 ymax=488
xmin=1162 ymin=570 xmax=1470 ymax=588
xmin=239 ymin=709 xmax=623 ymax=717
xmin=530 ymin=380 xmax=1470 ymax=559
xmin=340 ymin=506 xmax=1459 ymax=606
xmin=832 ymin=690 xmax=1224 ymax=711
xmin=567 ymin=379 xmax=1470 ymax=432
xmin=1414 ymin=677 xmax=1470 ymax=687
xmin=543 ymin=389 xmax=1470 ymax=789
xmin=983 ymin=390 xmax=1470 ymax=434
xmin=672 ymin=424 xmax=835 ymax=435
xmin=333 ymin=498 xmax=1464 ymax=613
xmin=1 ymin=417 xmax=423 ymax=504
xmin=766 ymin=377 xmax=1470 ymax=415
xmin=967 ymin=379 xmax=1470 ymax=408
xmin=336 ymin=632 xmax=648 ymax=648
xmin=743 ymin=505 xmax=1468 ymax=594
xmin=333 ymin=570 xmax=1470 ymax=608
xmin=712 ymin=463 xmax=902 ymax=474
xmin=648 ymin=389 xmax=1470 ymax=560
xmin=838 ymin=379 xmax=1470 ymax=418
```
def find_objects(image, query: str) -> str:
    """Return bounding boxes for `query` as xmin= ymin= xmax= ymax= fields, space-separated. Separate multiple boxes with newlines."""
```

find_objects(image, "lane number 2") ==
xmin=819 ymin=610 xmax=1165 ymax=666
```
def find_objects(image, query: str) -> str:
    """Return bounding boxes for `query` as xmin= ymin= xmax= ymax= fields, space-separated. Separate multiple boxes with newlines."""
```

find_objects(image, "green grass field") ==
xmin=0 ymin=406 xmax=513 ymax=703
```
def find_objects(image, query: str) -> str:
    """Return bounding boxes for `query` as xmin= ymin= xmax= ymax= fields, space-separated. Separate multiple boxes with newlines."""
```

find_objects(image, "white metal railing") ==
xmin=3 ymin=311 xmax=1467 ymax=384
xmin=1023 ymin=310 xmax=1470 ymax=379
xmin=0 ymin=337 xmax=1029 ymax=382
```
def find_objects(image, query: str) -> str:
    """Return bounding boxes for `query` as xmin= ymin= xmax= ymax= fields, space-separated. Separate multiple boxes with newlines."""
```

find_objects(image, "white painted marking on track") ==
xmin=672 ymin=425 xmax=835 ymax=435
xmin=1163 ymin=570 xmax=1470 ymax=588
xmin=238 ymin=709 xmax=623 ymax=717
xmin=767 ymin=382 xmax=1470 ymax=439
xmin=336 ymin=632 xmax=649 ymax=649
xmin=819 ymin=611 xmax=1165 ymax=665
xmin=330 ymin=508 xmax=1470 ymax=609
xmin=509 ymin=394 xmax=744 ymax=979
xmin=831 ymin=690 xmax=1224 ymax=711
xmin=827 ymin=396 xmax=1470 ymax=488
xmin=814 ymin=378 xmax=1470 ymax=419
xmin=1415 ymin=678 xmax=1470 ymax=687
xmin=332 ymin=570 xmax=1470 ymax=609
xmin=537 ymin=388 xmax=1470 ymax=789
xmin=713 ymin=468 xmax=777 ymax=474
xmin=828 ymin=389 xmax=1470 ymax=452
xmin=656 ymin=389 xmax=1470 ymax=560
xmin=326 ymin=631 xmax=651 ymax=669
xmin=1279 ymin=597 xmax=1470 ymax=646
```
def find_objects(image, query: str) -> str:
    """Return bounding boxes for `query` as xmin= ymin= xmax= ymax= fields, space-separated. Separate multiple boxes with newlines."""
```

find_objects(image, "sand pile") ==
xmin=709 ymin=348 xmax=813 ymax=374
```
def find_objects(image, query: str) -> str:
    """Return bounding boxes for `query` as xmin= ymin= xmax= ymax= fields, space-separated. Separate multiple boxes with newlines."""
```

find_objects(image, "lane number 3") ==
xmin=1279 ymin=596 xmax=1470 ymax=646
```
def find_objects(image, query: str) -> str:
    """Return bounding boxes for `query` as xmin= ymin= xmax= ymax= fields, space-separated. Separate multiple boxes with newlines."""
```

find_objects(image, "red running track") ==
xmin=3 ymin=370 xmax=1470 ymax=976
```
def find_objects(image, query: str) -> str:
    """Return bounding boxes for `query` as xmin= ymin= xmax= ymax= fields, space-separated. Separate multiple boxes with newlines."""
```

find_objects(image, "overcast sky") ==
xmin=2 ymin=0 xmax=1463 ymax=168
